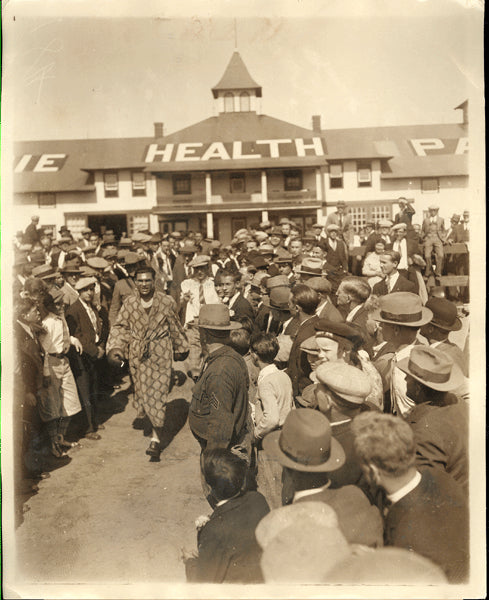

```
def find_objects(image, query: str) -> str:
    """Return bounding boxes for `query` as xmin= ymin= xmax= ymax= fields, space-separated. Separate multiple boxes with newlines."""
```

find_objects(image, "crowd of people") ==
xmin=12 ymin=196 xmax=470 ymax=584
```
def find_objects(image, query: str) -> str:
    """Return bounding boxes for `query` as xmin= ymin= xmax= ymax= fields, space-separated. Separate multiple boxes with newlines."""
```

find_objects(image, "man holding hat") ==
xmin=189 ymin=304 xmax=250 ymax=457
xmin=393 ymin=197 xmax=415 ymax=227
xmin=107 ymin=266 xmax=189 ymax=460
xmin=372 ymin=292 xmax=433 ymax=416
xmin=65 ymin=276 xmax=110 ymax=440
xmin=397 ymin=346 xmax=468 ymax=492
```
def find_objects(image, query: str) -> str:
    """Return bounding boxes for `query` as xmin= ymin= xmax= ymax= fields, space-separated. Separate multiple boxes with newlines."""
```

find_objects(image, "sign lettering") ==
xmin=410 ymin=138 xmax=469 ymax=156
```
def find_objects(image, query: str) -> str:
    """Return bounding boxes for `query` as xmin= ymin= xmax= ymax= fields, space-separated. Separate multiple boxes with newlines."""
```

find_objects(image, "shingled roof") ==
xmin=211 ymin=51 xmax=262 ymax=98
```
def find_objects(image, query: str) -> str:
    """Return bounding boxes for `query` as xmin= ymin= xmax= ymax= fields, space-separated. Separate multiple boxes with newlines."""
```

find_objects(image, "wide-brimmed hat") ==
xmin=32 ymin=264 xmax=55 ymax=279
xmin=259 ymin=243 xmax=275 ymax=255
xmin=250 ymin=255 xmax=269 ymax=269
xmin=262 ymin=287 xmax=291 ymax=311
xmin=193 ymin=304 xmax=241 ymax=330
xmin=118 ymin=237 xmax=133 ymax=247
xmin=306 ymin=276 xmax=332 ymax=294
xmin=397 ymin=346 xmax=465 ymax=392
xmin=75 ymin=276 xmax=97 ymax=291
xmin=273 ymin=253 xmax=293 ymax=264
xmin=262 ymin=409 xmax=345 ymax=472
xmin=132 ymin=232 xmax=152 ymax=243
xmin=425 ymin=297 xmax=462 ymax=331
xmin=315 ymin=362 xmax=372 ymax=405
xmin=60 ymin=261 xmax=82 ymax=274
xmin=256 ymin=502 xmax=339 ymax=550
xmin=371 ymin=292 xmax=433 ymax=327
xmin=297 ymin=257 xmax=323 ymax=276
xmin=189 ymin=254 xmax=210 ymax=269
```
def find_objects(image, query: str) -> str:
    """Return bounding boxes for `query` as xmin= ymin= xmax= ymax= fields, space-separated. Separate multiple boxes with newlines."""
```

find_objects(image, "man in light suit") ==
xmin=325 ymin=201 xmax=354 ymax=247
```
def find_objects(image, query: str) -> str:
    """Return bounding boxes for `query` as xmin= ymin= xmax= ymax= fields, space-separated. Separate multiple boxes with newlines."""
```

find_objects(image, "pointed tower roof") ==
xmin=212 ymin=51 xmax=262 ymax=98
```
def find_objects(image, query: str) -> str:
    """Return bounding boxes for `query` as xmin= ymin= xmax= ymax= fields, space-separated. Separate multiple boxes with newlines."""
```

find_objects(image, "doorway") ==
xmin=88 ymin=214 xmax=127 ymax=238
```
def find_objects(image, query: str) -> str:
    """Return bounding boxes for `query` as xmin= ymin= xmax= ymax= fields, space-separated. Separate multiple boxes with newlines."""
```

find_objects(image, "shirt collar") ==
xmin=293 ymin=481 xmax=331 ymax=503
xmin=387 ymin=470 xmax=421 ymax=505
xmin=17 ymin=320 xmax=35 ymax=338
xmin=346 ymin=303 xmax=363 ymax=322
xmin=258 ymin=362 xmax=279 ymax=382
xmin=228 ymin=292 xmax=241 ymax=308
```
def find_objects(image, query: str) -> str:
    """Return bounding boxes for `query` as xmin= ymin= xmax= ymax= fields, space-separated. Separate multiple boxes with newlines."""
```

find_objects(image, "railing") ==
xmin=157 ymin=189 xmax=319 ymax=207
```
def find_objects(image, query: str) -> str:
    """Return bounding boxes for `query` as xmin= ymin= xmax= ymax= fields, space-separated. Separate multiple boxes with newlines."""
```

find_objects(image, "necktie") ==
xmin=339 ymin=215 xmax=343 ymax=228
xmin=61 ymin=317 xmax=71 ymax=354
xmin=386 ymin=276 xmax=391 ymax=293
xmin=199 ymin=283 xmax=206 ymax=306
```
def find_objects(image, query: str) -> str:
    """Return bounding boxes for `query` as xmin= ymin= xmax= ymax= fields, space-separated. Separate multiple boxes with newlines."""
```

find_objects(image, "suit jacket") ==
xmin=391 ymin=237 xmax=420 ymax=261
xmin=421 ymin=216 xmax=445 ymax=241
xmin=294 ymin=485 xmax=383 ymax=548
xmin=454 ymin=222 xmax=469 ymax=243
xmin=372 ymin=273 xmax=416 ymax=296
xmin=185 ymin=491 xmax=270 ymax=583
xmin=286 ymin=315 xmax=321 ymax=396
xmin=326 ymin=211 xmax=353 ymax=244
xmin=317 ymin=299 xmax=344 ymax=322
xmin=228 ymin=293 xmax=254 ymax=323
xmin=60 ymin=282 xmax=79 ymax=306
xmin=65 ymin=299 xmax=109 ymax=359
xmin=14 ymin=321 xmax=44 ymax=396
xmin=347 ymin=304 xmax=374 ymax=357
xmin=406 ymin=402 xmax=468 ymax=492
xmin=23 ymin=223 xmax=41 ymax=245
xmin=323 ymin=238 xmax=348 ymax=271
xmin=385 ymin=468 xmax=468 ymax=583
xmin=108 ymin=277 xmax=136 ymax=324
xmin=365 ymin=232 xmax=392 ymax=253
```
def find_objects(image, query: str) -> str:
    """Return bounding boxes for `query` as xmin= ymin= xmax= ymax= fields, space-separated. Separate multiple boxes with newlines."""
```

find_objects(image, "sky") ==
xmin=2 ymin=0 xmax=484 ymax=141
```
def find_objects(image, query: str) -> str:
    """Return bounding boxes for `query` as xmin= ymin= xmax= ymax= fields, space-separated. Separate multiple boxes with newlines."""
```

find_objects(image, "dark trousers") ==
xmin=70 ymin=352 xmax=99 ymax=433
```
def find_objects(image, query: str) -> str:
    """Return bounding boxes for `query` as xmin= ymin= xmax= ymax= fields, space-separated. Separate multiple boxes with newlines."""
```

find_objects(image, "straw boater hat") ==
xmin=425 ymin=297 xmax=462 ymax=331
xmin=192 ymin=304 xmax=241 ymax=330
xmin=315 ymin=362 xmax=372 ymax=406
xmin=397 ymin=346 xmax=464 ymax=392
xmin=297 ymin=257 xmax=323 ymax=276
xmin=371 ymin=292 xmax=433 ymax=327
xmin=262 ymin=408 xmax=345 ymax=472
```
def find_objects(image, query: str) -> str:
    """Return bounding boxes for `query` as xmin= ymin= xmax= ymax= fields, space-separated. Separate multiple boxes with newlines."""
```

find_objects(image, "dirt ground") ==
xmin=11 ymin=372 xmax=214 ymax=587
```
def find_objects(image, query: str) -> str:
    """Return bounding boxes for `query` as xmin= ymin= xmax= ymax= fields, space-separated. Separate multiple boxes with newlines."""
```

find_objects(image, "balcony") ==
xmin=154 ymin=189 xmax=320 ymax=213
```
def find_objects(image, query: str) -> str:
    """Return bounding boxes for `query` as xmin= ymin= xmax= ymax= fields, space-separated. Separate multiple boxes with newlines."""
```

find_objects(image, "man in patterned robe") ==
xmin=107 ymin=266 xmax=189 ymax=460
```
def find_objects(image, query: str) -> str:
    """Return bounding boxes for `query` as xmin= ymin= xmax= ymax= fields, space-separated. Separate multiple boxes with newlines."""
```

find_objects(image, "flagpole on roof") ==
xmin=234 ymin=18 xmax=238 ymax=50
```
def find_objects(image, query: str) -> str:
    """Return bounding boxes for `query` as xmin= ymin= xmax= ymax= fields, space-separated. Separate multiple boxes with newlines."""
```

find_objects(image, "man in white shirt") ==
xmin=181 ymin=255 xmax=220 ymax=379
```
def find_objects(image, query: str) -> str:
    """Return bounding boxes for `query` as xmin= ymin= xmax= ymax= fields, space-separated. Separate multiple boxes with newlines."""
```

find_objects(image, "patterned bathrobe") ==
xmin=107 ymin=291 xmax=189 ymax=427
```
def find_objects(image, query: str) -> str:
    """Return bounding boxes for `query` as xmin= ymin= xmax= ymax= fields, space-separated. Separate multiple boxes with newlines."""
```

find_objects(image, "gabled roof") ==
xmin=212 ymin=51 xmax=262 ymax=98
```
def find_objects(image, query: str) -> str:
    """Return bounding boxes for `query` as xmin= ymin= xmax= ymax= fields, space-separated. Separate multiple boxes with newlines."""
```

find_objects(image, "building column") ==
xmin=261 ymin=169 xmax=268 ymax=203
xmin=322 ymin=170 xmax=329 ymax=217
xmin=206 ymin=213 xmax=214 ymax=238
xmin=205 ymin=172 xmax=212 ymax=204
xmin=149 ymin=214 xmax=159 ymax=233
xmin=315 ymin=168 xmax=323 ymax=202
xmin=261 ymin=210 xmax=269 ymax=222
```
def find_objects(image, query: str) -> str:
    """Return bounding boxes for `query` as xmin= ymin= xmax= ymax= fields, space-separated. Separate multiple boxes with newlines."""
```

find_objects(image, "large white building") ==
xmin=14 ymin=51 xmax=469 ymax=241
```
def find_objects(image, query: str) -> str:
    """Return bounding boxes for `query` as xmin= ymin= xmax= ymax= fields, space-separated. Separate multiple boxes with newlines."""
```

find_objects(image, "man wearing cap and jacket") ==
xmin=59 ymin=262 xmax=82 ymax=306
xmin=108 ymin=252 xmax=141 ymax=324
xmin=189 ymin=304 xmax=250 ymax=457
xmin=421 ymin=206 xmax=445 ymax=277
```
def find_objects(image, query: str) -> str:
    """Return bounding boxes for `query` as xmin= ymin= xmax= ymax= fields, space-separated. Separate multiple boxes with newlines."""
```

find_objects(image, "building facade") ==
xmin=13 ymin=52 xmax=469 ymax=241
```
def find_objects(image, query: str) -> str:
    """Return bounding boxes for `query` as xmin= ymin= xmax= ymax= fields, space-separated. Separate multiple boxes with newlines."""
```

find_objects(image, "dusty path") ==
xmin=13 ymin=375 xmax=211 ymax=586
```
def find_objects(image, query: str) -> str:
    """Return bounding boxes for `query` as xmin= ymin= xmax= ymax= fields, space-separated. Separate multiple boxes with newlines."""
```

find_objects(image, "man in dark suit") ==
xmin=23 ymin=215 xmax=42 ymax=246
xmin=372 ymin=250 xmax=416 ymax=296
xmin=352 ymin=412 xmax=469 ymax=583
xmin=397 ymin=345 xmax=467 ymax=492
xmin=393 ymin=197 xmax=415 ymax=227
xmin=335 ymin=277 xmax=374 ymax=356
xmin=365 ymin=219 xmax=393 ymax=253
xmin=65 ymin=277 xmax=109 ymax=439
xmin=216 ymin=269 xmax=255 ymax=323
xmin=307 ymin=277 xmax=343 ymax=323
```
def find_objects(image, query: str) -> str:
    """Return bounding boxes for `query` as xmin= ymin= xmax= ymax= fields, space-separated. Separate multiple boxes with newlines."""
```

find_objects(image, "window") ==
xmin=224 ymin=93 xmax=234 ymax=113
xmin=128 ymin=214 xmax=149 ymax=235
xmin=284 ymin=170 xmax=302 ymax=191
xmin=349 ymin=206 xmax=368 ymax=231
xmin=421 ymin=178 xmax=439 ymax=193
xmin=230 ymin=172 xmax=246 ymax=193
xmin=329 ymin=163 xmax=343 ymax=189
xmin=357 ymin=161 xmax=372 ymax=187
xmin=38 ymin=192 xmax=56 ymax=208
xmin=104 ymin=172 xmax=119 ymax=197
xmin=172 ymin=174 xmax=191 ymax=195
xmin=371 ymin=204 xmax=392 ymax=223
xmin=131 ymin=172 xmax=146 ymax=196
xmin=239 ymin=92 xmax=250 ymax=112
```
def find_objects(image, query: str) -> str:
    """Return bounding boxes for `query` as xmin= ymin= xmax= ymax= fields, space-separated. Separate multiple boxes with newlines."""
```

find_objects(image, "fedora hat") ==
xmin=262 ymin=287 xmax=291 ymax=311
xmin=371 ymin=292 xmax=433 ymax=327
xmin=193 ymin=304 xmax=241 ymax=330
xmin=306 ymin=276 xmax=332 ymax=294
xmin=297 ymin=257 xmax=323 ymax=276
xmin=266 ymin=275 xmax=290 ymax=290
xmin=425 ymin=297 xmax=462 ymax=331
xmin=397 ymin=346 xmax=465 ymax=392
xmin=118 ymin=237 xmax=133 ymax=247
xmin=31 ymin=264 xmax=55 ymax=279
xmin=188 ymin=254 xmax=210 ymax=269
xmin=315 ymin=362 xmax=372 ymax=405
xmin=250 ymin=255 xmax=269 ymax=270
xmin=180 ymin=243 xmax=198 ymax=254
xmin=256 ymin=502 xmax=339 ymax=550
xmin=262 ymin=408 xmax=345 ymax=472
xmin=273 ymin=253 xmax=293 ymax=264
